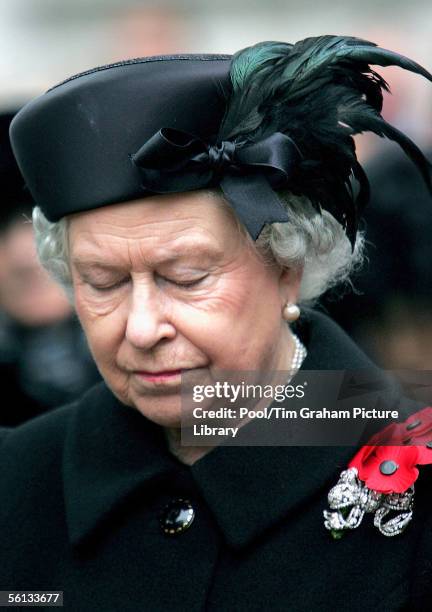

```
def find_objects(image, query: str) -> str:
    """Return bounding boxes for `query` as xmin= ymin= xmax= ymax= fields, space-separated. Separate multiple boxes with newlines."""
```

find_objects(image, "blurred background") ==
xmin=1 ymin=0 xmax=431 ymax=424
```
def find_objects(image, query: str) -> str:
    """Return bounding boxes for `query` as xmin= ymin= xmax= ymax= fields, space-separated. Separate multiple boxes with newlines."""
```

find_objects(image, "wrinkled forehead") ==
xmin=67 ymin=191 xmax=242 ymax=265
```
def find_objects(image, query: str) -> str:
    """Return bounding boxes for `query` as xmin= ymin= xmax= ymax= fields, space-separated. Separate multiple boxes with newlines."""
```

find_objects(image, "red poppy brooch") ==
xmin=324 ymin=407 xmax=432 ymax=538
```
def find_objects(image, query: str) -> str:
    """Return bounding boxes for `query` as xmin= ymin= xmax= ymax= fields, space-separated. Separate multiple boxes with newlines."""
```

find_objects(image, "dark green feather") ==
xmin=219 ymin=34 xmax=432 ymax=246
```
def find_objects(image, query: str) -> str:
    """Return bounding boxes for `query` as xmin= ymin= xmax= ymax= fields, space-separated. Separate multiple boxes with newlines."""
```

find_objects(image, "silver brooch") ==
xmin=323 ymin=467 xmax=414 ymax=538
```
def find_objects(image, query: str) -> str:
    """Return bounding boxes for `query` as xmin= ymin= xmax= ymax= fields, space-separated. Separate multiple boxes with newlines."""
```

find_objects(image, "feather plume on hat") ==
xmin=218 ymin=35 xmax=432 ymax=246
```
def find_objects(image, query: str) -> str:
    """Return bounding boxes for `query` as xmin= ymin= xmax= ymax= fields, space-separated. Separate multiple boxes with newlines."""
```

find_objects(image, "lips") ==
xmin=134 ymin=369 xmax=184 ymax=386
xmin=131 ymin=366 xmax=207 ymax=393
xmin=136 ymin=369 xmax=183 ymax=375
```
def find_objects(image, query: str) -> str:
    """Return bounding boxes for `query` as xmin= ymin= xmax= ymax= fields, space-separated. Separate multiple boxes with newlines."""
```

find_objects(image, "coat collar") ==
xmin=63 ymin=383 xmax=180 ymax=547
xmin=63 ymin=309 xmax=380 ymax=550
xmin=190 ymin=309 xmax=377 ymax=548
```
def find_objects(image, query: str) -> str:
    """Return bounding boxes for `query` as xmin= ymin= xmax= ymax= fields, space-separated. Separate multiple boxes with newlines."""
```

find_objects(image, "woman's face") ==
xmin=68 ymin=191 xmax=302 ymax=426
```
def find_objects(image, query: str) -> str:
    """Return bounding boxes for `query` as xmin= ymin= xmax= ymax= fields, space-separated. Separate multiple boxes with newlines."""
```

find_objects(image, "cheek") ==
xmin=173 ymin=270 xmax=282 ymax=367
xmin=74 ymin=287 xmax=126 ymax=366
xmin=167 ymin=273 xmax=251 ymax=336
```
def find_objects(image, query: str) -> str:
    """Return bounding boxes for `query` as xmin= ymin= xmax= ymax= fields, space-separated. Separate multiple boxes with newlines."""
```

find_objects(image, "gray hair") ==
xmin=32 ymin=190 xmax=365 ymax=305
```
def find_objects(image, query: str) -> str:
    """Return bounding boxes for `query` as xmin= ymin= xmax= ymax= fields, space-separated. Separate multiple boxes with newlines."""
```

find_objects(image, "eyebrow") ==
xmin=72 ymin=260 xmax=123 ymax=272
xmin=71 ymin=244 xmax=223 ymax=270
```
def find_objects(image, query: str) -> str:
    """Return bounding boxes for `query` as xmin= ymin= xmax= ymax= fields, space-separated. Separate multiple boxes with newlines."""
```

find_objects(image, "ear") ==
xmin=278 ymin=264 xmax=303 ymax=304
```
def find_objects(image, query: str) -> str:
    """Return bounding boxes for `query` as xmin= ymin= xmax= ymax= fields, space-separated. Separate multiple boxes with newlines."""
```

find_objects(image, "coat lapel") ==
xmin=63 ymin=382 xmax=180 ymax=547
xmin=191 ymin=310 xmax=393 ymax=548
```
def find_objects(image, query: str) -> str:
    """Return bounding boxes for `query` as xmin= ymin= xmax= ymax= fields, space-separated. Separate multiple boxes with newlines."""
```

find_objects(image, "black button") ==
xmin=160 ymin=498 xmax=195 ymax=535
xmin=406 ymin=419 xmax=422 ymax=431
xmin=379 ymin=460 xmax=399 ymax=475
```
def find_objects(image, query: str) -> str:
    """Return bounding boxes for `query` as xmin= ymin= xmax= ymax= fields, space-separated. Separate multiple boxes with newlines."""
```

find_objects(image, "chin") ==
xmin=132 ymin=395 xmax=183 ymax=428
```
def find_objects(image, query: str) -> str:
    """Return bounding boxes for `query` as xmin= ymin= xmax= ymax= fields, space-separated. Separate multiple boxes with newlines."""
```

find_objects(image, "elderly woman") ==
xmin=1 ymin=35 xmax=432 ymax=611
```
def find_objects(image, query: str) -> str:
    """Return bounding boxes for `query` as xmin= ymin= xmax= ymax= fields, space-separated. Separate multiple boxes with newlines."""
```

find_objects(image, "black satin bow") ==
xmin=131 ymin=128 xmax=301 ymax=239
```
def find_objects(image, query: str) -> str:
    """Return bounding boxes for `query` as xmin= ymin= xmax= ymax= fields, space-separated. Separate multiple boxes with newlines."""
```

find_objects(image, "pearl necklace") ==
xmin=290 ymin=332 xmax=307 ymax=372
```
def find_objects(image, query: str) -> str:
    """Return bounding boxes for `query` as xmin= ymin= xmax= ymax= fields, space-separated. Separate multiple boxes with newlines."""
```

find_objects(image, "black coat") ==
xmin=1 ymin=309 xmax=432 ymax=611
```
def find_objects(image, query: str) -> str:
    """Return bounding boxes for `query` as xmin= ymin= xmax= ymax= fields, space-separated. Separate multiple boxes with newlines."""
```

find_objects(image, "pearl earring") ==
xmin=282 ymin=302 xmax=300 ymax=322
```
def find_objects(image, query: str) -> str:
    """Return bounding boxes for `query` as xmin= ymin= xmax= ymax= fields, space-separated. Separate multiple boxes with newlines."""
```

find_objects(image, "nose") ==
xmin=125 ymin=281 xmax=176 ymax=350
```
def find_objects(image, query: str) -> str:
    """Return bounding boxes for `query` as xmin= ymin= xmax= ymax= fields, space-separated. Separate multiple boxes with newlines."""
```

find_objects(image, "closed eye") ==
xmin=86 ymin=274 xmax=209 ymax=292
xmin=163 ymin=275 xmax=209 ymax=288
xmin=87 ymin=278 xmax=130 ymax=292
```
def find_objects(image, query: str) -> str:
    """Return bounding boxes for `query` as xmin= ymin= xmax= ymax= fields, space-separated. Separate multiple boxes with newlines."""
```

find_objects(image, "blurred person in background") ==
xmin=321 ymin=144 xmax=432 ymax=369
xmin=0 ymin=110 xmax=100 ymax=427
xmin=110 ymin=6 xmax=188 ymax=60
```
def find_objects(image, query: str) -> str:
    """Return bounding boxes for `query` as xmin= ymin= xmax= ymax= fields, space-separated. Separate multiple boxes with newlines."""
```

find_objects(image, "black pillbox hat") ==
xmin=9 ymin=37 xmax=432 ymax=244
xmin=9 ymin=55 xmax=233 ymax=223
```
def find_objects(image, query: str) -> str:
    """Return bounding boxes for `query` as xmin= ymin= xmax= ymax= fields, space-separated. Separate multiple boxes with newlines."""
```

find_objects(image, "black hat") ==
xmin=0 ymin=110 xmax=33 ymax=229
xmin=9 ymin=36 xmax=432 ymax=246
